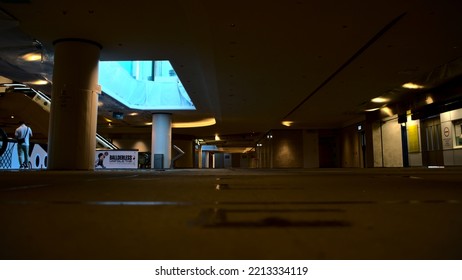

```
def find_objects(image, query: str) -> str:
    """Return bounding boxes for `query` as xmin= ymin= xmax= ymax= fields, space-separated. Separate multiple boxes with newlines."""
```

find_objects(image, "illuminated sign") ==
xmin=95 ymin=150 xmax=138 ymax=169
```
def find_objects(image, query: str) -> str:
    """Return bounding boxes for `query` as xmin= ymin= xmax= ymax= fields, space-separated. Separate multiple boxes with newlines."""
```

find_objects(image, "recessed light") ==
xmin=371 ymin=97 xmax=390 ymax=103
xmin=28 ymin=79 xmax=48 ymax=85
xmin=282 ymin=121 xmax=294 ymax=127
xmin=21 ymin=53 xmax=42 ymax=61
xmin=402 ymin=82 xmax=424 ymax=89
xmin=426 ymin=96 xmax=434 ymax=105
xmin=381 ymin=107 xmax=394 ymax=117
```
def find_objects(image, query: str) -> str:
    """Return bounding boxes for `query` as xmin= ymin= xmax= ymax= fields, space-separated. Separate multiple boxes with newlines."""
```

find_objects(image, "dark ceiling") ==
xmin=2 ymin=0 xmax=462 ymax=147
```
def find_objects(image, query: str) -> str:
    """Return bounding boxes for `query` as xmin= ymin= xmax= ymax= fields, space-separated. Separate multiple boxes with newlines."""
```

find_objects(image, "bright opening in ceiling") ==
xmin=98 ymin=60 xmax=195 ymax=110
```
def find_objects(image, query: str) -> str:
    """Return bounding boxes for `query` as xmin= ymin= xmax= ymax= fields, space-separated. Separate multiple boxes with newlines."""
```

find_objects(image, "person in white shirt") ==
xmin=14 ymin=121 xmax=33 ymax=169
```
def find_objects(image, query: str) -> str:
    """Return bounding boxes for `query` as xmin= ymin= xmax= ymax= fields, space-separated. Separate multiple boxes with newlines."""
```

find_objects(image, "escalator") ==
xmin=2 ymin=83 xmax=118 ymax=151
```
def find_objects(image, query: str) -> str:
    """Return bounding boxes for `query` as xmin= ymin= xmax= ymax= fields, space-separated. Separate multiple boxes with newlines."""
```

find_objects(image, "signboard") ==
xmin=441 ymin=122 xmax=453 ymax=150
xmin=95 ymin=150 xmax=138 ymax=169
xmin=407 ymin=125 xmax=420 ymax=153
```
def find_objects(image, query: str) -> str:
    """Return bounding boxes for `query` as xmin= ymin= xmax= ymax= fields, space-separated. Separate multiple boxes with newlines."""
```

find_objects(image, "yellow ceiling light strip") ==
xmin=172 ymin=117 xmax=216 ymax=128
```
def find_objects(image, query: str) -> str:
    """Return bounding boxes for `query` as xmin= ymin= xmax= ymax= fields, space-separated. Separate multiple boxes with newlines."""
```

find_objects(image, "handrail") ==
xmin=96 ymin=134 xmax=119 ymax=150
xmin=1 ymin=84 xmax=118 ymax=150
xmin=171 ymin=145 xmax=185 ymax=168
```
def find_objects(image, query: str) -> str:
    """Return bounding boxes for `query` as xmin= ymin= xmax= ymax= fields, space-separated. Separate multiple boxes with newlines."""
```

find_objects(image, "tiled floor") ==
xmin=1 ymin=168 xmax=461 ymax=259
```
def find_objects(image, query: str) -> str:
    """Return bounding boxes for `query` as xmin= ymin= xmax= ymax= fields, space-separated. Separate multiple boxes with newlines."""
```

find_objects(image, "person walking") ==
xmin=15 ymin=121 xmax=32 ymax=169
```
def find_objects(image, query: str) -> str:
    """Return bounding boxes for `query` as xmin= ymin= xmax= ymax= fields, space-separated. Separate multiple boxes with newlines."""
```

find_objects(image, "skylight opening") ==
xmin=98 ymin=60 xmax=195 ymax=110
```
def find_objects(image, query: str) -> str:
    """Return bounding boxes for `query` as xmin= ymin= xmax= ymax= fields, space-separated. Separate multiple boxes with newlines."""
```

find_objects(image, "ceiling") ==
xmin=2 ymin=0 xmax=462 ymax=147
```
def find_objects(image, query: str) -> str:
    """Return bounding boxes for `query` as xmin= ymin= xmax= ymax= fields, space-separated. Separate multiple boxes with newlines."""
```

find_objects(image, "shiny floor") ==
xmin=1 ymin=168 xmax=461 ymax=260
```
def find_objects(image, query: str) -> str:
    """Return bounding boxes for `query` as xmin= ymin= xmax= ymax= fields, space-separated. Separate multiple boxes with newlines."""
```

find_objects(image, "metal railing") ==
xmin=1 ymin=83 xmax=118 ymax=150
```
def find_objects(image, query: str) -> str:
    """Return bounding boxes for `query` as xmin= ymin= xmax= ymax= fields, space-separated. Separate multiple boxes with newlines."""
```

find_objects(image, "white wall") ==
xmin=440 ymin=108 xmax=462 ymax=166
xmin=382 ymin=118 xmax=403 ymax=167
xmin=372 ymin=121 xmax=383 ymax=167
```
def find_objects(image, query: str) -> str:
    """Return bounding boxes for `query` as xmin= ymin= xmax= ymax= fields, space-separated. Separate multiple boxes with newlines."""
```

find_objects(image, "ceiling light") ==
xmin=365 ymin=108 xmax=380 ymax=112
xmin=128 ymin=112 xmax=139 ymax=116
xmin=215 ymin=134 xmax=221 ymax=141
xmin=1 ymin=83 xmax=26 ymax=87
xmin=172 ymin=118 xmax=216 ymax=128
xmin=282 ymin=121 xmax=294 ymax=127
xmin=145 ymin=122 xmax=153 ymax=126
xmin=28 ymin=79 xmax=48 ymax=85
xmin=426 ymin=96 xmax=434 ymax=105
xmin=381 ymin=107 xmax=394 ymax=117
xmin=371 ymin=97 xmax=390 ymax=103
xmin=402 ymin=82 xmax=424 ymax=89
xmin=21 ymin=53 xmax=42 ymax=62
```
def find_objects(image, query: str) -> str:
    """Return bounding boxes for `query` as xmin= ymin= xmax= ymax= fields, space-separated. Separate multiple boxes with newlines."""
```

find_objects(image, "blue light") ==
xmin=98 ymin=60 xmax=195 ymax=110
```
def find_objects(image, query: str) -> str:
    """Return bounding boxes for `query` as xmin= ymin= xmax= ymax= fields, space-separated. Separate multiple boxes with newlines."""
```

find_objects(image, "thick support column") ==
xmin=48 ymin=39 xmax=101 ymax=170
xmin=151 ymin=113 xmax=172 ymax=169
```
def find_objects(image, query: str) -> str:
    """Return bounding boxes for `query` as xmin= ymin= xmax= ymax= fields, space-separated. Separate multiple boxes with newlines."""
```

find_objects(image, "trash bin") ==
xmin=153 ymin=154 xmax=164 ymax=169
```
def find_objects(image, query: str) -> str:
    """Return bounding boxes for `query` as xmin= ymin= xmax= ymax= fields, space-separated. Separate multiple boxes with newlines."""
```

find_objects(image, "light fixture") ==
xmin=145 ymin=122 xmax=153 ymax=126
xmin=128 ymin=112 xmax=139 ymax=116
xmin=425 ymin=96 xmax=434 ymax=105
xmin=365 ymin=108 xmax=380 ymax=112
xmin=0 ymin=83 xmax=26 ymax=87
xmin=21 ymin=53 xmax=42 ymax=62
xmin=371 ymin=97 xmax=390 ymax=103
xmin=282 ymin=121 xmax=294 ymax=127
xmin=28 ymin=79 xmax=48 ymax=85
xmin=214 ymin=134 xmax=221 ymax=141
xmin=381 ymin=106 xmax=394 ymax=117
xmin=402 ymin=82 xmax=424 ymax=89
xmin=172 ymin=117 xmax=216 ymax=128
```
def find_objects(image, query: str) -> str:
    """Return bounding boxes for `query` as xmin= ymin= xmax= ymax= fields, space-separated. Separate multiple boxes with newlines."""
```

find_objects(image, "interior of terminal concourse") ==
xmin=2 ymin=1 xmax=462 ymax=261
xmin=1 ymin=1 xmax=462 ymax=170
xmin=0 ymin=2 xmax=462 ymax=170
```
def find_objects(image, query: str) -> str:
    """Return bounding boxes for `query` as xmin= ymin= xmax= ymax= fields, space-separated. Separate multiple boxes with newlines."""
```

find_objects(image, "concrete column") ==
xmin=151 ymin=113 xmax=172 ymax=169
xmin=197 ymin=145 xmax=203 ymax=168
xmin=48 ymin=39 xmax=101 ymax=170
